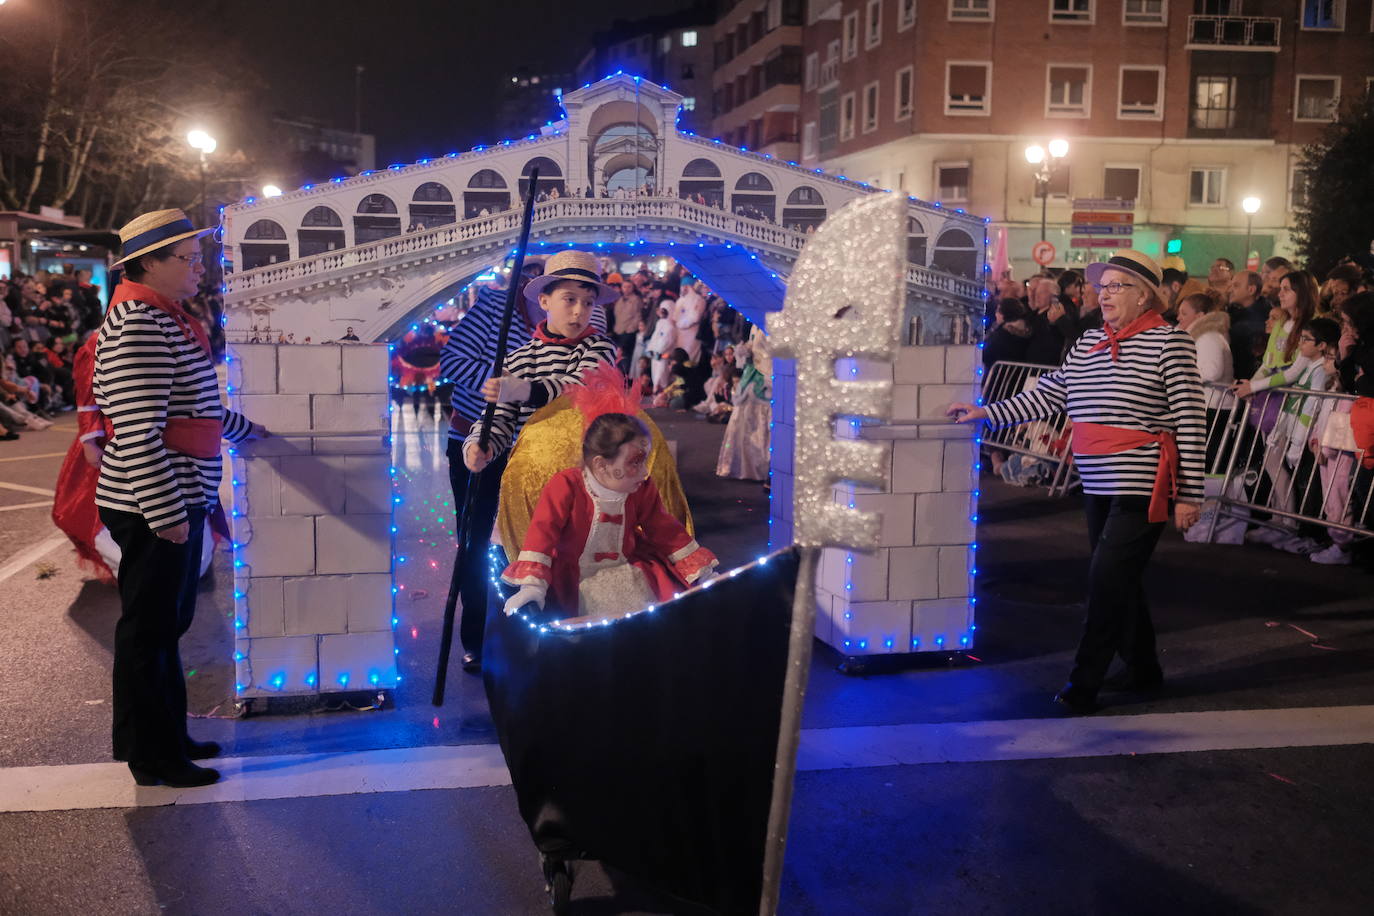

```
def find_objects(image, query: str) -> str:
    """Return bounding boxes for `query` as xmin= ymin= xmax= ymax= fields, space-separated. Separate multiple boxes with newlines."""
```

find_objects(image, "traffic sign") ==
xmin=1071 ymin=211 xmax=1134 ymax=224
xmin=1070 ymin=238 xmax=1130 ymax=249
xmin=1071 ymin=224 xmax=1135 ymax=236
xmin=1032 ymin=241 xmax=1056 ymax=265
xmin=1071 ymin=198 xmax=1135 ymax=210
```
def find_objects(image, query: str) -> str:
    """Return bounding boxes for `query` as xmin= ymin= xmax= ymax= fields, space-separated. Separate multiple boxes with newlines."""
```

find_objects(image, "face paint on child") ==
xmin=595 ymin=436 xmax=651 ymax=494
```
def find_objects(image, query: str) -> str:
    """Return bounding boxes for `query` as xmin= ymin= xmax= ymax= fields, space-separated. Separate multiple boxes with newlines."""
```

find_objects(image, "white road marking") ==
xmin=0 ymin=480 xmax=56 ymax=497
xmin=0 ymin=533 xmax=69 ymax=585
xmin=3 ymin=705 xmax=1372 ymax=814
xmin=0 ymin=500 xmax=53 ymax=513
xmin=0 ymin=451 xmax=68 ymax=462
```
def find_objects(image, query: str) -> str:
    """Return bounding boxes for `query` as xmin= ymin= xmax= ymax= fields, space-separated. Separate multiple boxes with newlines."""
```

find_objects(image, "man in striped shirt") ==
xmin=951 ymin=250 xmax=1205 ymax=715
xmin=440 ymin=251 xmax=612 ymax=671
xmin=95 ymin=209 xmax=266 ymax=788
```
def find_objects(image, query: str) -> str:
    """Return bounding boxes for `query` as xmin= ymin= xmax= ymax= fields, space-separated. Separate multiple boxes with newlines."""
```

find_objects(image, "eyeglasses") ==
xmin=170 ymin=253 xmax=204 ymax=266
xmin=1298 ymin=334 xmax=1317 ymax=342
xmin=1091 ymin=281 xmax=1137 ymax=295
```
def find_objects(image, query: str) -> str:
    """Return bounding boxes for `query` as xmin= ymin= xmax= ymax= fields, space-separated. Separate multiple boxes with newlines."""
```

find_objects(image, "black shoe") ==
xmin=1053 ymin=688 xmax=1099 ymax=716
xmin=186 ymin=738 xmax=222 ymax=760
xmin=129 ymin=759 xmax=221 ymax=788
xmin=461 ymin=652 xmax=482 ymax=673
xmin=1102 ymin=668 xmax=1164 ymax=693
xmin=0 ymin=432 xmax=18 ymax=442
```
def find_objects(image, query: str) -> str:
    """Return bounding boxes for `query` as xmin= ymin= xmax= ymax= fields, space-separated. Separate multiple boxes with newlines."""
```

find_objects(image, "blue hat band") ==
xmin=121 ymin=219 xmax=196 ymax=259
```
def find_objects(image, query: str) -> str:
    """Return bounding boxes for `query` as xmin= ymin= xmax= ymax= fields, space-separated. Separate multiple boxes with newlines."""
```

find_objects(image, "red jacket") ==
xmin=502 ymin=467 xmax=716 ymax=615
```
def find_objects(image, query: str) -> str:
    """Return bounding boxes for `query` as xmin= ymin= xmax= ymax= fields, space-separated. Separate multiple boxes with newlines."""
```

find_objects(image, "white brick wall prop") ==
xmin=794 ymin=345 xmax=982 ymax=657
xmin=228 ymin=342 xmax=397 ymax=699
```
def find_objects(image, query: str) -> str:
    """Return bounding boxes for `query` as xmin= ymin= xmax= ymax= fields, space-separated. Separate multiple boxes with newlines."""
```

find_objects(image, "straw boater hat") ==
xmin=522 ymin=249 xmax=620 ymax=306
xmin=1085 ymin=249 xmax=1166 ymax=308
xmin=112 ymin=209 xmax=214 ymax=266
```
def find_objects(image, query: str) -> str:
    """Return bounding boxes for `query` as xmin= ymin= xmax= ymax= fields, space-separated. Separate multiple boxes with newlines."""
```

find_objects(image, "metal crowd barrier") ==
xmin=978 ymin=362 xmax=1373 ymax=547
xmin=1202 ymin=382 xmax=1373 ymax=544
xmin=979 ymin=360 xmax=1080 ymax=498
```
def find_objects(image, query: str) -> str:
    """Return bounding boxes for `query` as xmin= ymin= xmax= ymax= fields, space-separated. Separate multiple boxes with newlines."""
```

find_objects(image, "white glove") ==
xmin=503 ymin=585 xmax=546 ymax=616
xmin=496 ymin=374 xmax=532 ymax=403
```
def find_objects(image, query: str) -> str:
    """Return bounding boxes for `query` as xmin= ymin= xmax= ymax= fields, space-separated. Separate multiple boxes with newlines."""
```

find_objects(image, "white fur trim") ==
xmin=78 ymin=430 xmax=106 ymax=443
xmin=668 ymin=539 xmax=702 ymax=564
xmin=517 ymin=550 xmax=553 ymax=566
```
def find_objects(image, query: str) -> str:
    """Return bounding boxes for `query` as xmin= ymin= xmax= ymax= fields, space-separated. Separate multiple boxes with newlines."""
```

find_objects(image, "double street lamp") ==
xmin=1241 ymin=196 xmax=1261 ymax=269
xmin=1025 ymin=138 xmax=1070 ymax=245
xmin=186 ymin=129 xmax=217 ymax=226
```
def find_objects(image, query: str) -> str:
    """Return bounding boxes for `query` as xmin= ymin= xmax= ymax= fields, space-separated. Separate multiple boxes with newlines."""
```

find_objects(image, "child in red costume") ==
xmin=51 ymin=335 xmax=116 ymax=581
xmin=501 ymin=412 xmax=717 ymax=619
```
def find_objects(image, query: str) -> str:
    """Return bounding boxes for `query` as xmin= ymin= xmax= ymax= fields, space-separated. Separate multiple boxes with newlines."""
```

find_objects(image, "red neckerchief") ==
xmin=111 ymin=280 xmax=211 ymax=358
xmin=534 ymin=320 xmax=599 ymax=346
xmin=1088 ymin=309 xmax=1167 ymax=362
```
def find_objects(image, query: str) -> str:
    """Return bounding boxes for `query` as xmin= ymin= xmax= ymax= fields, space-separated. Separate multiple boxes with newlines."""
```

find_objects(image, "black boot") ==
xmin=129 ymin=759 xmax=221 ymax=787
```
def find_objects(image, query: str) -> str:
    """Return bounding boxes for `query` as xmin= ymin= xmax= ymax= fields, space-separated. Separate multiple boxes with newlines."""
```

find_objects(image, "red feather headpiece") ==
xmin=565 ymin=361 xmax=640 ymax=430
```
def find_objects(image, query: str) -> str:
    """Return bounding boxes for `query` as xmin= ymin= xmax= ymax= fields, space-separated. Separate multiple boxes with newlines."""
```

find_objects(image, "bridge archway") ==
xmin=520 ymin=157 xmax=566 ymax=199
xmin=355 ymin=194 xmax=401 ymax=245
xmin=589 ymin=110 xmax=660 ymax=195
xmin=906 ymin=216 xmax=928 ymax=266
xmin=732 ymin=172 xmax=776 ymax=222
xmin=679 ymin=157 xmax=724 ymax=207
xmin=782 ymin=186 xmax=826 ymax=232
xmin=241 ymin=219 xmax=289 ymax=269
xmin=932 ymin=227 xmax=979 ymax=280
xmin=409 ymin=181 xmax=456 ymax=229
xmin=464 ymin=169 xmax=510 ymax=218
xmin=299 ymin=205 xmax=347 ymax=256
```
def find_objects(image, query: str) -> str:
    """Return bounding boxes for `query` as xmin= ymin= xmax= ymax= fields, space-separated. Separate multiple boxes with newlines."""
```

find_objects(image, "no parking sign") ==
xmin=1032 ymin=241 xmax=1056 ymax=266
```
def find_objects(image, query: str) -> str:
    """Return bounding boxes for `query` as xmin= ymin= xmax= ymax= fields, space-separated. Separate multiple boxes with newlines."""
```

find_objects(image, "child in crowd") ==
xmin=631 ymin=356 xmax=654 ymax=403
xmin=1251 ymin=317 xmax=1342 ymax=554
xmin=695 ymin=355 xmax=735 ymax=422
xmin=501 ymin=412 xmax=717 ymax=620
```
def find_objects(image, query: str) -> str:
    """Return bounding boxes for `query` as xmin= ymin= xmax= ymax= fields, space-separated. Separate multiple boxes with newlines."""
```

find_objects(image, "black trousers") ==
xmin=100 ymin=505 xmax=206 ymax=764
xmin=1067 ymin=495 xmax=1165 ymax=696
xmin=446 ymin=438 xmax=508 ymax=656
xmin=614 ymin=332 xmax=638 ymax=374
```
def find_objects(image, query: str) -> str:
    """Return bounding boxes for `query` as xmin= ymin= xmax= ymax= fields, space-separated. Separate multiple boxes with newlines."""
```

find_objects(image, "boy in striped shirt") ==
xmin=443 ymin=249 xmax=618 ymax=671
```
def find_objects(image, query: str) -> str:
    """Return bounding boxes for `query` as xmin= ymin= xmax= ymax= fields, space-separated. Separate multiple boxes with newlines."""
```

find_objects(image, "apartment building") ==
xmin=800 ymin=0 xmax=1374 ymax=276
xmin=710 ymin=0 xmax=807 ymax=160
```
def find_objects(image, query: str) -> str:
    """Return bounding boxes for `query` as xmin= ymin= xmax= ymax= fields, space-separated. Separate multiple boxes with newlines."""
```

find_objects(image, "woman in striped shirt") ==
xmin=949 ymin=250 xmax=1206 ymax=714
xmin=95 ymin=210 xmax=265 ymax=787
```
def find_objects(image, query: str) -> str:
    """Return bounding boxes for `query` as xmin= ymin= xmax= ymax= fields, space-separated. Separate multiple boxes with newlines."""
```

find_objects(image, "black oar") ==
xmin=433 ymin=168 xmax=540 ymax=706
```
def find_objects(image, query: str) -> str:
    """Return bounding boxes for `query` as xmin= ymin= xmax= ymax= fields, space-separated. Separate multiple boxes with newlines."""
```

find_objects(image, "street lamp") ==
xmin=187 ymin=129 xmax=217 ymax=225
xmin=262 ymin=184 xmax=283 ymax=198
xmin=1025 ymin=138 xmax=1070 ymax=245
xmin=1241 ymin=196 xmax=1261 ymax=268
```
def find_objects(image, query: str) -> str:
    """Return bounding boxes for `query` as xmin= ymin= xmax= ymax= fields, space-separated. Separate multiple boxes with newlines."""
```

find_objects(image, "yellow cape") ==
xmin=496 ymin=398 xmax=694 ymax=559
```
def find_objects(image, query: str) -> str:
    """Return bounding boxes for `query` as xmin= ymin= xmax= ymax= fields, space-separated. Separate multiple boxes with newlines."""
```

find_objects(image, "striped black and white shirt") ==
xmin=463 ymin=325 xmax=618 ymax=459
xmin=439 ymin=286 xmax=606 ymax=441
xmin=94 ymin=301 xmax=252 ymax=531
xmin=984 ymin=324 xmax=1207 ymax=502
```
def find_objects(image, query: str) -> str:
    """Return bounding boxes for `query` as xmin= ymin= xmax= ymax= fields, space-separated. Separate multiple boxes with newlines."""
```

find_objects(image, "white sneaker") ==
xmin=1310 ymin=544 xmax=1352 ymax=565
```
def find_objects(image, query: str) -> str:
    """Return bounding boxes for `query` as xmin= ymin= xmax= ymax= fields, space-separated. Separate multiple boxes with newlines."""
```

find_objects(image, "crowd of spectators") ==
xmin=981 ymin=252 xmax=1374 ymax=568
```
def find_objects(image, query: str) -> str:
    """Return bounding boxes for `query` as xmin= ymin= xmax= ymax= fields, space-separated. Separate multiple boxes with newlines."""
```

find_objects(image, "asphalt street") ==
xmin=1 ymin=405 xmax=1371 ymax=915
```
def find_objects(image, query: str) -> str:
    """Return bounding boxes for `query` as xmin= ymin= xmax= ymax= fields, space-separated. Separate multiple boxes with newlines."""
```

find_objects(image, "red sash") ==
xmin=1071 ymin=421 xmax=1179 ymax=524
xmin=162 ymin=417 xmax=224 ymax=459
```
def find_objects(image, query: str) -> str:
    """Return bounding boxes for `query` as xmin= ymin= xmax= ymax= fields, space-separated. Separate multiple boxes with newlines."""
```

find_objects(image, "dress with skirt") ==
xmin=716 ymin=362 xmax=770 ymax=480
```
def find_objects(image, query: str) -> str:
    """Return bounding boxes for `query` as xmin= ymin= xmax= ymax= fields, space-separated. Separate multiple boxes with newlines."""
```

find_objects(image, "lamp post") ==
xmin=1241 ymin=196 xmax=1261 ymax=269
xmin=186 ymin=129 xmax=217 ymax=226
xmin=1025 ymin=138 xmax=1070 ymax=246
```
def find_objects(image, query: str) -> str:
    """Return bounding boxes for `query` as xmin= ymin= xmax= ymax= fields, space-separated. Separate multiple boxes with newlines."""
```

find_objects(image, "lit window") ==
xmin=681 ymin=30 xmax=698 ymax=47
xmin=1192 ymin=75 xmax=1237 ymax=129
xmin=1301 ymin=0 xmax=1343 ymax=30
xmin=1188 ymin=167 xmax=1226 ymax=207
xmin=1295 ymin=76 xmax=1341 ymax=121
xmin=1288 ymin=166 xmax=1312 ymax=211
xmin=681 ymin=97 xmax=696 ymax=111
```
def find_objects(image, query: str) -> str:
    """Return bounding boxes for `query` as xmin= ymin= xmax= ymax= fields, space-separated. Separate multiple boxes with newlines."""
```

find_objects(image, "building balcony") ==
xmin=1185 ymin=15 xmax=1281 ymax=51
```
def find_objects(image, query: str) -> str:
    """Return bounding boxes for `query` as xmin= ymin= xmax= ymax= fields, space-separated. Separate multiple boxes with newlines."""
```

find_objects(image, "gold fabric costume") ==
xmin=496 ymin=397 xmax=694 ymax=558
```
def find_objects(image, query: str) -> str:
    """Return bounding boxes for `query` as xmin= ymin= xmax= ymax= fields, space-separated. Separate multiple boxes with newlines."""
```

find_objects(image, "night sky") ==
xmin=219 ymin=0 xmax=695 ymax=164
